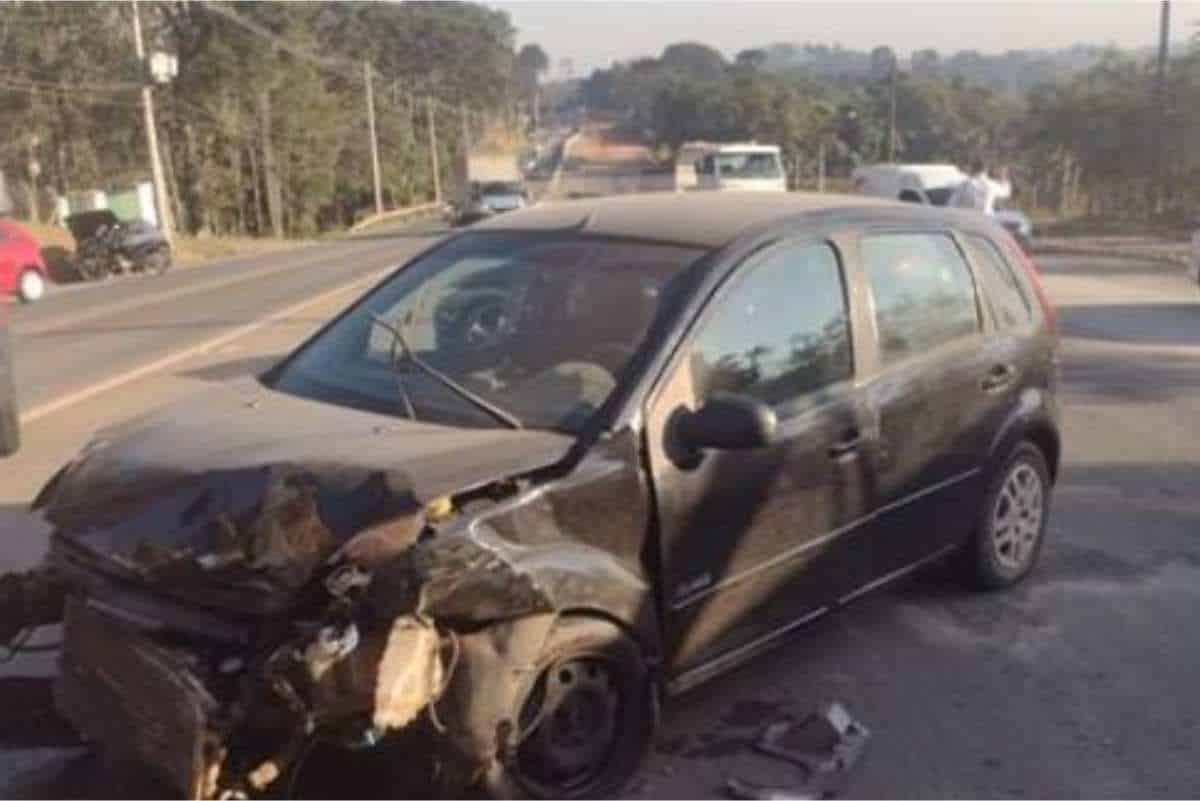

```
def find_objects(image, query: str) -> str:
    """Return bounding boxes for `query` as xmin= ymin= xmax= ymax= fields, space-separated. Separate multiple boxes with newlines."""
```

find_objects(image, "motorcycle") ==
xmin=65 ymin=209 xmax=171 ymax=281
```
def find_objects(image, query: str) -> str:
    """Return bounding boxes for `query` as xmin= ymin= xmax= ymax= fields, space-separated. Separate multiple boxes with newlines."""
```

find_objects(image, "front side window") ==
xmin=861 ymin=233 xmax=980 ymax=364
xmin=272 ymin=233 xmax=704 ymax=432
xmin=689 ymin=242 xmax=852 ymax=412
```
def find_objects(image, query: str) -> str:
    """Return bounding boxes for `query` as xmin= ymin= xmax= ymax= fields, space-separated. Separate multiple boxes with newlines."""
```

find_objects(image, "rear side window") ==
xmin=963 ymin=234 xmax=1033 ymax=329
xmin=690 ymin=242 xmax=852 ymax=411
xmin=861 ymin=233 xmax=980 ymax=364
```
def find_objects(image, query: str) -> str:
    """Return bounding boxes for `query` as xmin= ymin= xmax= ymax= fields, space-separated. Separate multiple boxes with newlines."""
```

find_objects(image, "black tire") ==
xmin=143 ymin=246 xmax=171 ymax=276
xmin=75 ymin=256 xmax=109 ymax=282
xmin=481 ymin=616 xmax=656 ymax=800
xmin=963 ymin=440 xmax=1052 ymax=589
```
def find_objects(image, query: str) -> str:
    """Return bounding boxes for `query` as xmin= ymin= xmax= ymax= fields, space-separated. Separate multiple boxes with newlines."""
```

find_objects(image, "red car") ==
xmin=0 ymin=218 xmax=48 ymax=302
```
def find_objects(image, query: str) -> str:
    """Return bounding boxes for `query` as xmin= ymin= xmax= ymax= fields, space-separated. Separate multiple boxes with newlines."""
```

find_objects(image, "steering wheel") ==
xmin=437 ymin=294 xmax=511 ymax=350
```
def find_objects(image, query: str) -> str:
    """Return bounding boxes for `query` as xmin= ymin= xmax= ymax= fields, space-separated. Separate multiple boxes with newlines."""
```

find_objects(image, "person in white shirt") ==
xmin=949 ymin=159 xmax=1012 ymax=215
xmin=1190 ymin=218 xmax=1200 ymax=286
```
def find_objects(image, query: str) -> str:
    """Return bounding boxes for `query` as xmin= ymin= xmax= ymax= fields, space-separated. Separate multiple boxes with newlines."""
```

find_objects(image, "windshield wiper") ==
xmin=368 ymin=313 xmax=522 ymax=430
xmin=370 ymin=314 xmax=418 ymax=421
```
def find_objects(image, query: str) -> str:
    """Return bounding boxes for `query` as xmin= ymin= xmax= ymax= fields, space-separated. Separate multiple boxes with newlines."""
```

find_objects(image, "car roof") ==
xmin=472 ymin=191 xmax=914 ymax=248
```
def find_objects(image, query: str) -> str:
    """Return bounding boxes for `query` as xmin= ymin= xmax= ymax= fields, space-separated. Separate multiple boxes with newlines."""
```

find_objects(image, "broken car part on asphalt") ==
xmin=723 ymin=703 xmax=870 ymax=801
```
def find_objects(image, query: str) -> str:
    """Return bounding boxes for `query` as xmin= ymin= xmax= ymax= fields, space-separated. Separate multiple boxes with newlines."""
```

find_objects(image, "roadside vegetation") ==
xmin=0 ymin=2 xmax=547 ymax=240
xmin=576 ymin=37 xmax=1200 ymax=228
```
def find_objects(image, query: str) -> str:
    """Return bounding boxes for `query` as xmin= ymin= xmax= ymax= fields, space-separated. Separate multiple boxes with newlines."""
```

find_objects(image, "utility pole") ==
xmin=1154 ymin=0 xmax=1171 ymax=213
xmin=888 ymin=61 xmax=898 ymax=163
xmin=427 ymin=97 xmax=441 ymax=203
xmin=26 ymin=137 xmax=40 ymax=225
xmin=258 ymin=89 xmax=283 ymax=238
xmin=817 ymin=140 xmax=826 ymax=193
xmin=364 ymin=60 xmax=384 ymax=216
xmin=460 ymin=103 xmax=471 ymax=151
xmin=131 ymin=0 xmax=172 ymax=240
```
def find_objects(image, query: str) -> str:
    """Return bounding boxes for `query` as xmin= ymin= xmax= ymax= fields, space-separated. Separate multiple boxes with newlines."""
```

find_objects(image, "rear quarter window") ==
xmin=963 ymin=234 xmax=1034 ymax=329
xmin=861 ymin=232 xmax=981 ymax=364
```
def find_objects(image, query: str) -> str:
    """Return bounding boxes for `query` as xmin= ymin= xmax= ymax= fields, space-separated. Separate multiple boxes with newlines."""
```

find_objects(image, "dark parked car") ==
xmin=5 ymin=193 xmax=1060 ymax=798
xmin=65 ymin=209 xmax=171 ymax=280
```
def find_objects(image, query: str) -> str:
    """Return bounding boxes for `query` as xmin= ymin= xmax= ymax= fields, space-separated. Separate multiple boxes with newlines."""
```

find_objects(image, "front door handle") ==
xmin=981 ymin=363 xmax=1016 ymax=392
xmin=829 ymin=428 xmax=863 ymax=459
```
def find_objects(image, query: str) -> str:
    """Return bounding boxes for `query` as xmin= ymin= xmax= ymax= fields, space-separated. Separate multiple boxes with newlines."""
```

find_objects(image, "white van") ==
xmin=692 ymin=144 xmax=787 ymax=192
xmin=851 ymin=163 xmax=967 ymax=204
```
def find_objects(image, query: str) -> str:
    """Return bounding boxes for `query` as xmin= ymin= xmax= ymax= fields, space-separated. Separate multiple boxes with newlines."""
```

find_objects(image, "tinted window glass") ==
xmin=862 ymin=233 xmax=979 ymax=364
xmin=690 ymin=243 xmax=852 ymax=410
xmin=964 ymin=234 xmax=1033 ymax=329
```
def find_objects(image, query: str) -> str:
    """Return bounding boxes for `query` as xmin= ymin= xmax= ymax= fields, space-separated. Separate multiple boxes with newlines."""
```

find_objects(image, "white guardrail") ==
xmin=350 ymin=201 xmax=449 ymax=232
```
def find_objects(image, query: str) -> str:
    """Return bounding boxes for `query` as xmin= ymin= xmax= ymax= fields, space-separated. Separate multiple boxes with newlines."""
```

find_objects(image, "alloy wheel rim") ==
xmin=992 ymin=462 xmax=1044 ymax=571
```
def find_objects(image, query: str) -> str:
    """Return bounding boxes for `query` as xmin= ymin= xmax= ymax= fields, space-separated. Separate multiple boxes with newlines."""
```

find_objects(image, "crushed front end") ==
xmin=3 ymin=458 xmax=640 ymax=799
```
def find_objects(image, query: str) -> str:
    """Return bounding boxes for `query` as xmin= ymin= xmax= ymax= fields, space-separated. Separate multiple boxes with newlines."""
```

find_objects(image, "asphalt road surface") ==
xmin=2 ymin=207 xmax=1199 ymax=798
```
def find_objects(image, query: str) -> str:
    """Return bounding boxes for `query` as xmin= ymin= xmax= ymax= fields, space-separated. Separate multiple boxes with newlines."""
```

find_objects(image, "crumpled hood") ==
xmin=40 ymin=380 xmax=574 ymax=611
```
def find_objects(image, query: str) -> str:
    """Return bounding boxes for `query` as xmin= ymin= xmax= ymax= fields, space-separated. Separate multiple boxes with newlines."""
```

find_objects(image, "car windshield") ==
xmin=715 ymin=152 xmax=781 ymax=179
xmin=270 ymin=232 xmax=704 ymax=432
xmin=480 ymin=182 xmax=523 ymax=196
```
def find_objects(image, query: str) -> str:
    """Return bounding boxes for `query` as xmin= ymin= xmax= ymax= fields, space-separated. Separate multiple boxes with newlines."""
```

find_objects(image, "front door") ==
xmin=645 ymin=239 xmax=875 ymax=682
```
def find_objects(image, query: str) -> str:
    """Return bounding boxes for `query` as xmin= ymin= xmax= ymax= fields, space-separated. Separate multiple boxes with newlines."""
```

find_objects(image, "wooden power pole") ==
xmin=364 ymin=60 xmax=384 ymax=216
xmin=1154 ymin=0 xmax=1171 ymax=212
xmin=888 ymin=61 xmax=898 ymax=163
xmin=132 ymin=0 xmax=172 ymax=240
xmin=258 ymin=89 xmax=284 ymax=238
xmin=427 ymin=97 xmax=441 ymax=203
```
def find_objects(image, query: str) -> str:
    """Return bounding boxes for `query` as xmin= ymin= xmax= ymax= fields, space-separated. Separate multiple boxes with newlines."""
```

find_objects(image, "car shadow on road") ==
xmin=1062 ymin=346 xmax=1200 ymax=405
xmin=1060 ymin=303 xmax=1200 ymax=348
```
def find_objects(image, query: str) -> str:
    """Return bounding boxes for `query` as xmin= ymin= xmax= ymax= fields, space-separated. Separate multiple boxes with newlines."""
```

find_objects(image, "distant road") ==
xmin=8 ymin=224 xmax=444 ymax=419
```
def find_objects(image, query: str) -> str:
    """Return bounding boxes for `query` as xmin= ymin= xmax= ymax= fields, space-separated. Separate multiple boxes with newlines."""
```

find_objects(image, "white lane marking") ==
xmin=14 ymin=240 xmax=385 ymax=338
xmin=19 ymin=269 xmax=386 ymax=425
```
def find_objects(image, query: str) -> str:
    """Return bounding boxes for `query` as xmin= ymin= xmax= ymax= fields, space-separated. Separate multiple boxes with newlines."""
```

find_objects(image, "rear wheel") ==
xmin=16 ymin=269 xmax=45 ymax=303
xmin=481 ymin=617 xmax=655 ymax=799
xmin=143 ymin=247 xmax=171 ymax=276
xmin=963 ymin=441 xmax=1051 ymax=589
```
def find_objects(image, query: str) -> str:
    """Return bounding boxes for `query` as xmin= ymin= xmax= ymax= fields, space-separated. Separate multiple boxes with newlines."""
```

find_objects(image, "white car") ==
xmin=692 ymin=144 xmax=787 ymax=192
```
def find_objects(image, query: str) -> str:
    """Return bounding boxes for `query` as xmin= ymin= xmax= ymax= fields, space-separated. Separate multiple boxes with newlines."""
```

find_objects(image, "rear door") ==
xmin=853 ymin=231 xmax=1003 ymax=584
xmin=645 ymin=238 xmax=876 ymax=682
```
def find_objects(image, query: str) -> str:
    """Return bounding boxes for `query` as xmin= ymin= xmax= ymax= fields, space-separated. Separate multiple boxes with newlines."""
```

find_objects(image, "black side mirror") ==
xmin=675 ymin=393 xmax=777 ymax=454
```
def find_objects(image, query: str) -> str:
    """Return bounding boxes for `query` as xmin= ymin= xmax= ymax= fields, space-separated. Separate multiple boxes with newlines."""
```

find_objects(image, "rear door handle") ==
xmin=981 ymin=363 xmax=1016 ymax=392
xmin=829 ymin=428 xmax=863 ymax=458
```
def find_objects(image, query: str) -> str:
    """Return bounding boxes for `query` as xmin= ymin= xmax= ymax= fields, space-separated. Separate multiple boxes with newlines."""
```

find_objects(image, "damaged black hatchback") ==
xmin=6 ymin=192 xmax=1060 ymax=799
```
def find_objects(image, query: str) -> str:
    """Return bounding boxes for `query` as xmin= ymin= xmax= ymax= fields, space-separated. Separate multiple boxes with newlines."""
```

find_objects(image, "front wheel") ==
xmin=963 ymin=441 xmax=1052 ymax=589
xmin=481 ymin=617 xmax=655 ymax=799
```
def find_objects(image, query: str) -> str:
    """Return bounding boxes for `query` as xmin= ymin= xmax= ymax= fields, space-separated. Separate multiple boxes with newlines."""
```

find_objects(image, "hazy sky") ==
xmin=492 ymin=1 xmax=1198 ymax=78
